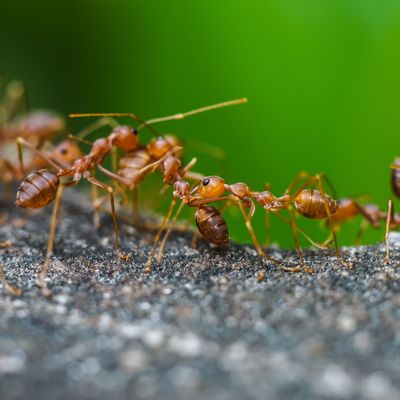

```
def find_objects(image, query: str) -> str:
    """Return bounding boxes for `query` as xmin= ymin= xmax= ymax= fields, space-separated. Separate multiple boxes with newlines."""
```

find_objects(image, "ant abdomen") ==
xmin=294 ymin=189 xmax=338 ymax=219
xmin=195 ymin=206 xmax=229 ymax=246
xmin=15 ymin=169 xmax=59 ymax=209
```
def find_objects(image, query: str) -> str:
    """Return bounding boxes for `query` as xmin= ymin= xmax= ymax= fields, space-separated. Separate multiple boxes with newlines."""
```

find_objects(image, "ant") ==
xmin=14 ymin=99 xmax=247 ymax=291
xmin=70 ymin=98 xmax=247 ymax=222
xmin=0 ymin=79 xmax=65 ymax=147
xmin=144 ymin=171 xmax=338 ymax=273
xmin=0 ymin=79 xmax=66 ymax=199
xmin=14 ymin=124 xmax=145 ymax=293
xmin=326 ymin=198 xmax=399 ymax=263
xmin=2 ymin=140 xmax=82 ymax=185
xmin=150 ymin=171 xmax=352 ymax=273
xmin=81 ymin=100 xmax=248 ymax=271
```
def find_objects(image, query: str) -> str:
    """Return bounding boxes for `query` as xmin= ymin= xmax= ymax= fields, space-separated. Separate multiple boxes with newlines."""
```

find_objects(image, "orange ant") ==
xmin=82 ymin=100 xmax=249 ymax=271
xmin=2 ymin=140 xmax=82 ymax=184
xmin=14 ymin=124 xmax=145 ymax=293
xmin=69 ymin=98 xmax=248 ymax=221
xmin=326 ymin=198 xmax=399 ymax=263
xmin=14 ymin=99 xmax=247 ymax=291
xmin=0 ymin=79 xmax=65 ymax=146
xmin=148 ymin=172 xmax=352 ymax=273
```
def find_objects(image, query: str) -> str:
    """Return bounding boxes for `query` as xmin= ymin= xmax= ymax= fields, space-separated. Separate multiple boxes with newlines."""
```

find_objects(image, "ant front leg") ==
xmin=237 ymin=200 xmax=265 ymax=258
xmin=145 ymin=197 xmax=178 ymax=273
xmin=85 ymin=176 xmax=129 ymax=261
xmin=39 ymin=183 xmax=66 ymax=296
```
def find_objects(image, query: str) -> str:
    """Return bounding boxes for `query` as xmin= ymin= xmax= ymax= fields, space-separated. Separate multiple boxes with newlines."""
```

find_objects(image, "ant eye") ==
xmin=202 ymin=178 xmax=210 ymax=186
xmin=60 ymin=148 xmax=68 ymax=155
xmin=132 ymin=128 xmax=138 ymax=135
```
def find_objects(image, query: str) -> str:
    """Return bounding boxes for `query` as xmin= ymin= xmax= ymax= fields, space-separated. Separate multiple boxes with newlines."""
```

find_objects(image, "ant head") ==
xmin=111 ymin=126 xmax=139 ymax=152
xmin=147 ymin=136 xmax=171 ymax=158
xmin=147 ymin=135 xmax=182 ymax=159
xmin=52 ymin=140 xmax=83 ymax=165
xmin=198 ymin=176 xmax=225 ymax=198
xmin=173 ymin=180 xmax=190 ymax=199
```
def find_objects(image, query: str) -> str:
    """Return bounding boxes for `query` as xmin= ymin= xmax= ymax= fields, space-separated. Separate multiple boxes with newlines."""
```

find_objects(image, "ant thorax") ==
xmin=252 ymin=191 xmax=278 ymax=209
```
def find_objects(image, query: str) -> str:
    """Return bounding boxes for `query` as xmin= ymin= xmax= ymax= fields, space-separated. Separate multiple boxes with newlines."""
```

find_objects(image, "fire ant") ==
xmin=82 ymin=100 xmax=248 ymax=271
xmin=70 ymin=98 xmax=247 ymax=221
xmin=14 ymin=124 xmax=144 ymax=292
xmin=14 ymin=99 xmax=247 ymax=291
xmin=0 ymin=79 xmax=66 ymax=199
xmin=0 ymin=79 xmax=65 ymax=146
xmin=149 ymin=171 xmax=352 ymax=273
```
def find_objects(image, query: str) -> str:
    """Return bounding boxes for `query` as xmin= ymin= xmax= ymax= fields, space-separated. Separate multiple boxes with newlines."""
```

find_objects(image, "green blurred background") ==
xmin=1 ymin=0 xmax=400 ymax=247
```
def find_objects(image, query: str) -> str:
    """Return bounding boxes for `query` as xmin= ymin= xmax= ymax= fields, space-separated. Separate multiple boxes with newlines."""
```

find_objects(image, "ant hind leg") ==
xmin=383 ymin=199 xmax=393 ymax=265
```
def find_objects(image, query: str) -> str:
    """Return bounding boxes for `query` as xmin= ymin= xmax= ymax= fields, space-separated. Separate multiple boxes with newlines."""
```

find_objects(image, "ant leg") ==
xmin=285 ymin=171 xmax=312 ymax=195
xmin=264 ymin=211 xmax=271 ymax=247
xmin=314 ymin=174 xmax=352 ymax=268
xmin=86 ymin=176 xmax=129 ymax=261
xmin=237 ymin=200 xmax=300 ymax=272
xmin=288 ymin=172 xmax=338 ymax=199
xmin=16 ymin=137 xmax=62 ymax=175
xmin=39 ymin=184 xmax=65 ymax=295
xmin=383 ymin=199 xmax=393 ymax=264
xmin=151 ymin=157 xmax=199 ymax=235
xmin=131 ymin=187 xmax=140 ymax=224
xmin=157 ymin=200 xmax=186 ymax=262
xmin=271 ymin=211 xmax=328 ymax=250
xmin=90 ymin=168 xmax=100 ymax=229
xmin=0 ymin=264 xmax=22 ymax=296
xmin=354 ymin=219 xmax=369 ymax=245
xmin=75 ymin=116 xmax=119 ymax=139
xmin=288 ymin=206 xmax=313 ymax=273
xmin=145 ymin=198 xmax=177 ymax=273
xmin=191 ymin=231 xmax=201 ymax=248
xmin=97 ymin=146 xmax=183 ymax=187
xmin=1 ymin=159 xmax=17 ymax=201
xmin=237 ymin=200 xmax=265 ymax=257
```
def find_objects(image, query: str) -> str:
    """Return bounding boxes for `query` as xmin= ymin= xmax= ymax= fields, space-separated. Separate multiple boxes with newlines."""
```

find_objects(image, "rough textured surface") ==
xmin=0 ymin=194 xmax=399 ymax=400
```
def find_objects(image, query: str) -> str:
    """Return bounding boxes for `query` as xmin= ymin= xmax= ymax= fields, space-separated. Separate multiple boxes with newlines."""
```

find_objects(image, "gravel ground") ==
xmin=0 ymin=193 xmax=399 ymax=400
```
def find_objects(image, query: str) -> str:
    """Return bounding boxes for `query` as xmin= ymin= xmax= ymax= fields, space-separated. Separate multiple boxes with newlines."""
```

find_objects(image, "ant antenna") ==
xmin=69 ymin=112 xmax=159 ymax=136
xmin=136 ymin=98 xmax=248 ymax=131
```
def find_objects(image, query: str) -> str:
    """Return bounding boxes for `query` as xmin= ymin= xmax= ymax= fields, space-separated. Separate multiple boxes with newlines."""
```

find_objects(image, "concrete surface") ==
xmin=0 ymin=193 xmax=399 ymax=400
